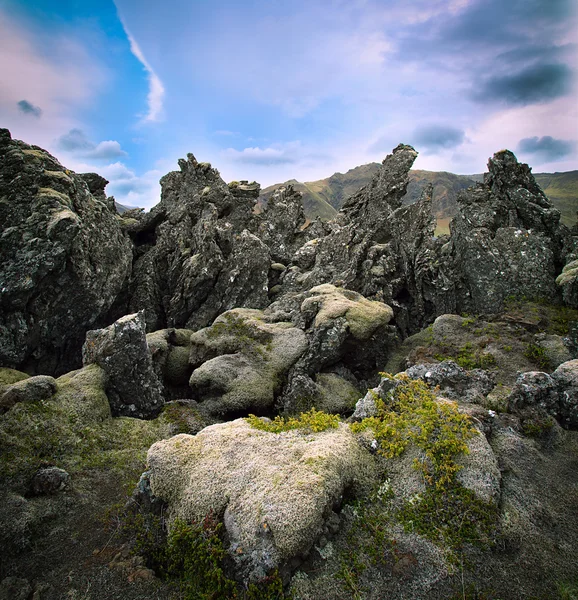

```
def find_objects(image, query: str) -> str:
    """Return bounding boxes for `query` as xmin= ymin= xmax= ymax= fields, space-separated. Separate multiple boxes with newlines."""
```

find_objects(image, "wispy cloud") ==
xmin=222 ymin=142 xmax=301 ymax=165
xmin=118 ymin=18 xmax=165 ymax=123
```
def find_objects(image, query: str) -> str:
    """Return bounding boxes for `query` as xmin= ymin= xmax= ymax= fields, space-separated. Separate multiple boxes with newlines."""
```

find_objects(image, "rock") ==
xmin=0 ymin=129 xmax=132 ymax=375
xmin=188 ymin=309 xmax=307 ymax=415
xmin=0 ymin=375 xmax=56 ymax=412
xmin=314 ymin=373 xmax=361 ymax=414
xmin=30 ymin=466 xmax=70 ymax=495
xmin=0 ymin=368 xmax=30 ymax=396
xmin=534 ymin=333 xmax=572 ymax=369
xmin=0 ymin=577 xmax=32 ymax=600
xmin=448 ymin=150 xmax=570 ymax=314
xmin=147 ymin=419 xmax=375 ymax=582
xmin=551 ymin=359 xmax=578 ymax=428
xmin=556 ymin=259 xmax=578 ymax=308
xmin=256 ymin=185 xmax=308 ymax=264
xmin=127 ymin=153 xmax=270 ymax=331
xmin=508 ymin=362 xmax=578 ymax=429
xmin=405 ymin=361 xmax=495 ymax=403
xmin=83 ymin=312 xmax=164 ymax=418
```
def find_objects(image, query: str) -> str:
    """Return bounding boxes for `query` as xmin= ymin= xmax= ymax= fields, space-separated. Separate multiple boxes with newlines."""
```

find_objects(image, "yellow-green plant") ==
xmin=246 ymin=408 xmax=339 ymax=434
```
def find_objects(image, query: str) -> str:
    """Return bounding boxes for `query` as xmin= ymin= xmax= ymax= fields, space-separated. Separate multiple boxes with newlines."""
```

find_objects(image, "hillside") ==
xmin=260 ymin=166 xmax=578 ymax=228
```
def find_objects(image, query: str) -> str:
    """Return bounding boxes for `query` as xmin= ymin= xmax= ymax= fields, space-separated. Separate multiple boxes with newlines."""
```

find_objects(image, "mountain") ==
xmin=260 ymin=166 xmax=578 ymax=229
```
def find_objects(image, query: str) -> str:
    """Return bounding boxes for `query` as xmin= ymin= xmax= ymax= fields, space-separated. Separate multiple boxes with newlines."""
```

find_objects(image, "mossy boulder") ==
xmin=301 ymin=284 xmax=393 ymax=341
xmin=0 ymin=368 xmax=29 ymax=396
xmin=0 ymin=375 xmax=57 ymax=413
xmin=147 ymin=419 xmax=375 ymax=581
xmin=188 ymin=309 xmax=307 ymax=415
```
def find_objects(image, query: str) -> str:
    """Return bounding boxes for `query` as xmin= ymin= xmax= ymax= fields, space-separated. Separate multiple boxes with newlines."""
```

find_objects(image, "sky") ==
xmin=1 ymin=0 xmax=577 ymax=209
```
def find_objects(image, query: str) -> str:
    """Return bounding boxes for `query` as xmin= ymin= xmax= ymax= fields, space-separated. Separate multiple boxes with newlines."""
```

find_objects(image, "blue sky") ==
xmin=1 ymin=0 xmax=577 ymax=208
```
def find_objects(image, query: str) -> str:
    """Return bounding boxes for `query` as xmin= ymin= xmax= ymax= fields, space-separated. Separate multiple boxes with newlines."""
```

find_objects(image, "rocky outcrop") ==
xmin=127 ymin=154 xmax=270 ymax=332
xmin=82 ymin=312 xmax=164 ymax=418
xmin=147 ymin=419 xmax=375 ymax=581
xmin=507 ymin=359 xmax=578 ymax=429
xmin=0 ymin=129 xmax=132 ymax=375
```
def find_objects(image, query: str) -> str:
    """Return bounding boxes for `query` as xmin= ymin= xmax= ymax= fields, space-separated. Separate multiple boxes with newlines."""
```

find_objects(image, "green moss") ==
xmin=246 ymin=408 xmax=339 ymax=434
xmin=351 ymin=375 xmax=475 ymax=488
xmin=207 ymin=313 xmax=272 ymax=358
xmin=523 ymin=343 xmax=553 ymax=371
xmin=349 ymin=376 xmax=498 ymax=556
xmin=122 ymin=511 xmax=285 ymax=599
xmin=521 ymin=414 xmax=556 ymax=438
xmin=435 ymin=342 xmax=497 ymax=370
xmin=398 ymin=484 xmax=498 ymax=550
xmin=0 ymin=367 xmax=29 ymax=391
xmin=0 ymin=364 xmax=168 ymax=489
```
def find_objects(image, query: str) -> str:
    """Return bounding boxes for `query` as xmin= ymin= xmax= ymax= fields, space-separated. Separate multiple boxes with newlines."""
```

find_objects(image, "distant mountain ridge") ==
xmin=260 ymin=165 xmax=578 ymax=227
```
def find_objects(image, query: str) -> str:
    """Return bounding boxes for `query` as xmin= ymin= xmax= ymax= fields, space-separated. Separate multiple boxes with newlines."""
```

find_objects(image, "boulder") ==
xmin=83 ymin=312 xmax=164 ymax=418
xmin=30 ymin=466 xmax=70 ymax=495
xmin=0 ymin=129 xmax=132 ymax=375
xmin=0 ymin=375 xmax=57 ymax=413
xmin=508 ymin=360 xmax=578 ymax=429
xmin=188 ymin=309 xmax=307 ymax=415
xmin=147 ymin=419 xmax=375 ymax=581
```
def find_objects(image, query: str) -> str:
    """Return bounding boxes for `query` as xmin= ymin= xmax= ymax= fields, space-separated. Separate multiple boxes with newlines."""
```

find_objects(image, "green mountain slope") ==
xmin=260 ymin=167 xmax=577 ymax=228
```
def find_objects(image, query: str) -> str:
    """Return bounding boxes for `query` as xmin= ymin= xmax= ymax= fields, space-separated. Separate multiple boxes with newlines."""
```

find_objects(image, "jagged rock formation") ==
xmin=125 ymin=155 xmax=270 ymax=332
xmin=0 ymin=129 xmax=133 ymax=375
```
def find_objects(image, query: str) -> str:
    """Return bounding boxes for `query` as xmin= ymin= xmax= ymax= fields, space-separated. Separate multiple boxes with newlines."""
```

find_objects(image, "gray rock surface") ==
xmin=82 ymin=312 xmax=163 ymax=418
xmin=30 ymin=466 xmax=70 ymax=495
xmin=0 ymin=129 xmax=133 ymax=375
xmin=508 ymin=360 xmax=578 ymax=429
xmin=127 ymin=153 xmax=270 ymax=332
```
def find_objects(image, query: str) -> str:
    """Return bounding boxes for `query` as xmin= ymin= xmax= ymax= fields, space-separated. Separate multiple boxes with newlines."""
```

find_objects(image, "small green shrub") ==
xmin=246 ymin=408 xmax=339 ymax=434
xmin=351 ymin=375 xmax=475 ymax=488
xmin=523 ymin=343 xmax=552 ymax=371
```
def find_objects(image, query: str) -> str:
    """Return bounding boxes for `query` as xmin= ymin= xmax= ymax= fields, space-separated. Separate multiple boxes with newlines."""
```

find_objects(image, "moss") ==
xmin=246 ymin=408 xmax=339 ymax=434
xmin=349 ymin=375 xmax=498 ymax=557
xmin=0 ymin=364 xmax=169 ymax=489
xmin=523 ymin=342 xmax=553 ymax=371
xmin=165 ymin=346 xmax=192 ymax=385
xmin=206 ymin=313 xmax=272 ymax=358
xmin=351 ymin=375 xmax=475 ymax=488
xmin=122 ymin=511 xmax=285 ymax=599
xmin=521 ymin=413 xmax=556 ymax=438
xmin=0 ymin=368 xmax=29 ymax=391
xmin=435 ymin=342 xmax=497 ymax=370
xmin=398 ymin=484 xmax=498 ymax=551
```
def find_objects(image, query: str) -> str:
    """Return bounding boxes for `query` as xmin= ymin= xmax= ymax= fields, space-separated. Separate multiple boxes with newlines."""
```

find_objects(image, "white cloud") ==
xmin=56 ymin=129 xmax=127 ymax=160
xmin=118 ymin=19 xmax=165 ymax=123
xmin=222 ymin=142 xmax=302 ymax=165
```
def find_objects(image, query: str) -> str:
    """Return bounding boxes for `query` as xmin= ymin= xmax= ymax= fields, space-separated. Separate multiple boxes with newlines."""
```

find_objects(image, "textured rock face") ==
xmin=449 ymin=151 xmax=569 ymax=314
xmin=0 ymin=129 xmax=132 ymax=375
xmin=127 ymin=154 xmax=270 ymax=332
xmin=147 ymin=419 xmax=374 ymax=581
xmin=83 ymin=312 xmax=164 ymax=418
xmin=507 ymin=360 xmax=578 ymax=429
